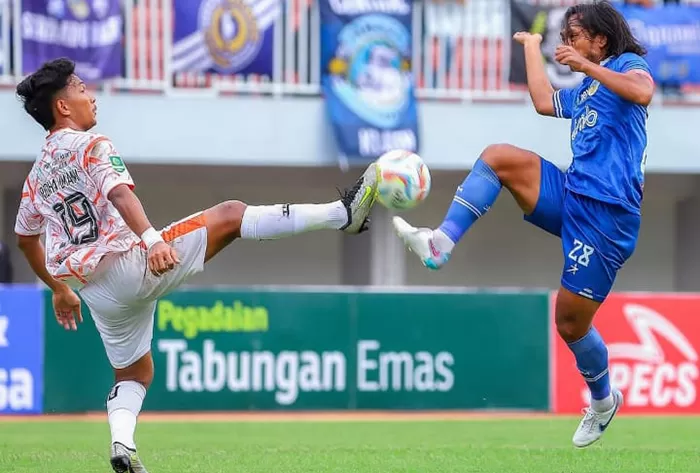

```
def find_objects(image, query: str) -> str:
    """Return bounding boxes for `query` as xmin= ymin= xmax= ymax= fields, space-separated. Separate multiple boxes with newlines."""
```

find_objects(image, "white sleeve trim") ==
xmin=553 ymin=90 xmax=564 ymax=118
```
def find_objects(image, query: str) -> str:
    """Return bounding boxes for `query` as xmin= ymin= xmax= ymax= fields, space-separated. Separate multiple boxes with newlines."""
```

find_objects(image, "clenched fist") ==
xmin=513 ymin=32 xmax=543 ymax=46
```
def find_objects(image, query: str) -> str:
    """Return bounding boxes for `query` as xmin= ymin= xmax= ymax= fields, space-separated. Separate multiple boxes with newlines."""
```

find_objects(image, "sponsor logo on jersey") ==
xmin=109 ymin=155 xmax=126 ymax=173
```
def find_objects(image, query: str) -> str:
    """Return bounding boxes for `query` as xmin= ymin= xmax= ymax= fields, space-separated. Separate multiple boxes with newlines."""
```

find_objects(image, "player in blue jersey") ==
xmin=393 ymin=1 xmax=654 ymax=447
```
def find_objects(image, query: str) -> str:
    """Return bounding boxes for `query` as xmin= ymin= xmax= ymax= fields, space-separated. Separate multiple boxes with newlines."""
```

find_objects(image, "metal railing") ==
xmin=1 ymin=0 xmax=699 ymax=100
xmin=413 ymin=0 xmax=511 ymax=99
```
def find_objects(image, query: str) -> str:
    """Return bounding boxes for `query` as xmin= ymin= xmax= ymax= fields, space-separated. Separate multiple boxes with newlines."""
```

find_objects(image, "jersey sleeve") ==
xmin=552 ymin=87 xmax=576 ymax=119
xmin=83 ymin=136 xmax=135 ymax=198
xmin=14 ymin=178 xmax=46 ymax=236
xmin=618 ymin=53 xmax=652 ymax=76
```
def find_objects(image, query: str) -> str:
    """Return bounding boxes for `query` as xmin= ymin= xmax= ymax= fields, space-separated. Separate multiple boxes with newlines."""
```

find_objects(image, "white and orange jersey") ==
xmin=15 ymin=128 xmax=140 ymax=288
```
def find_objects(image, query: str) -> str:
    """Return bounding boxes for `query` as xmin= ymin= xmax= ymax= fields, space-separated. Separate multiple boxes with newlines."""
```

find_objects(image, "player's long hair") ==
xmin=563 ymin=1 xmax=647 ymax=58
xmin=16 ymin=58 xmax=75 ymax=131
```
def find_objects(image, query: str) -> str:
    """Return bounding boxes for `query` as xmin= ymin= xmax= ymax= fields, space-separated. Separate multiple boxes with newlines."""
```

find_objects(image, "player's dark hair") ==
xmin=563 ymin=1 xmax=647 ymax=58
xmin=16 ymin=58 xmax=76 ymax=131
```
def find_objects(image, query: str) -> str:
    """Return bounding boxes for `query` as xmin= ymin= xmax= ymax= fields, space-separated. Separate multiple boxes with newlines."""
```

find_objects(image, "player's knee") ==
xmin=114 ymin=372 xmax=153 ymax=390
xmin=114 ymin=357 xmax=155 ymax=389
xmin=134 ymin=373 xmax=153 ymax=390
xmin=140 ymin=366 xmax=154 ymax=388
xmin=218 ymin=200 xmax=247 ymax=235
xmin=479 ymin=144 xmax=532 ymax=181
xmin=555 ymin=310 xmax=590 ymax=343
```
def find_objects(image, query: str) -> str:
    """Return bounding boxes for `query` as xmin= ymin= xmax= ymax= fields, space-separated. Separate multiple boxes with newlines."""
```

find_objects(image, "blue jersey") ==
xmin=552 ymin=53 xmax=651 ymax=214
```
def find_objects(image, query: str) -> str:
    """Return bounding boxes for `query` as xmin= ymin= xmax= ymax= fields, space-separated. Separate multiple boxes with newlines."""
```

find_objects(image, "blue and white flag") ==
xmin=320 ymin=0 xmax=420 ymax=161
xmin=172 ymin=0 xmax=279 ymax=76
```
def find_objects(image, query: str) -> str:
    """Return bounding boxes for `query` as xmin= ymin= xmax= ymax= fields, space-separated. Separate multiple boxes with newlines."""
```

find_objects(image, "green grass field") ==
xmin=1 ymin=415 xmax=699 ymax=472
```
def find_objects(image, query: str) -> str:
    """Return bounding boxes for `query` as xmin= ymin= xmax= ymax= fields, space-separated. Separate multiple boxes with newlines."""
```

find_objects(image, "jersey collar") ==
xmin=46 ymin=127 xmax=69 ymax=139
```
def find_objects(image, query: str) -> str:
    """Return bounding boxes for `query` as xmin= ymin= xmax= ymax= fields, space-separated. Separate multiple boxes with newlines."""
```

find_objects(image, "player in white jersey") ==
xmin=14 ymin=58 xmax=379 ymax=473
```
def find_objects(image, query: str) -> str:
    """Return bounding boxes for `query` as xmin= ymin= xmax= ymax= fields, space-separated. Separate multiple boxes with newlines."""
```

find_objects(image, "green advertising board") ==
xmin=44 ymin=289 xmax=550 ymax=412
xmin=42 ymin=291 xmax=115 ymax=413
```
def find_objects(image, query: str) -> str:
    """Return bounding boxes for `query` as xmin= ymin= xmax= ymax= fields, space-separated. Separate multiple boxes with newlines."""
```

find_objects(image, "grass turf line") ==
xmin=0 ymin=417 xmax=698 ymax=473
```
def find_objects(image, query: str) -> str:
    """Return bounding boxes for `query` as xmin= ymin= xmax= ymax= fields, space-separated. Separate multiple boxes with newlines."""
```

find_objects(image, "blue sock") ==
xmin=438 ymin=158 xmax=502 ymax=244
xmin=567 ymin=327 xmax=611 ymax=401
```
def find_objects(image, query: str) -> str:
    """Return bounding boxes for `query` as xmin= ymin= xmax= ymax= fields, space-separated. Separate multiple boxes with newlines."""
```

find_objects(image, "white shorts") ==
xmin=79 ymin=212 xmax=208 ymax=369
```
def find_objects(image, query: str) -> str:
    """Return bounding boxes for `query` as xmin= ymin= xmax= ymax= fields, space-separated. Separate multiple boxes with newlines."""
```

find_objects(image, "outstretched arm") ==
xmin=107 ymin=184 xmax=158 ymax=244
xmin=86 ymin=140 xmax=157 ymax=239
xmin=84 ymin=139 xmax=179 ymax=276
xmin=581 ymin=63 xmax=654 ymax=106
xmin=514 ymin=32 xmax=556 ymax=116
xmin=555 ymin=46 xmax=654 ymax=106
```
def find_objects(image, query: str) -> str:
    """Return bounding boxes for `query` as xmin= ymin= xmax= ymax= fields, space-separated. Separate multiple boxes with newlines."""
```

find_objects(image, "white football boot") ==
xmin=392 ymin=217 xmax=452 ymax=270
xmin=572 ymin=388 xmax=624 ymax=448
xmin=339 ymin=163 xmax=379 ymax=234
xmin=110 ymin=442 xmax=150 ymax=473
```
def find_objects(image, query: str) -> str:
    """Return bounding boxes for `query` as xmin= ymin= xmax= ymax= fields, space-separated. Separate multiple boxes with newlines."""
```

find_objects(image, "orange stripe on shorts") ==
xmin=162 ymin=213 xmax=206 ymax=242
xmin=138 ymin=213 xmax=206 ymax=249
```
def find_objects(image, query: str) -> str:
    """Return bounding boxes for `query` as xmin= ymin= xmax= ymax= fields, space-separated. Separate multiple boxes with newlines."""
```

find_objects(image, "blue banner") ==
xmin=320 ymin=0 xmax=419 ymax=161
xmin=172 ymin=0 xmax=279 ymax=77
xmin=0 ymin=285 xmax=44 ymax=414
xmin=20 ymin=0 xmax=123 ymax=81
xmin=619 ymin=5 xmax=700 ymax=84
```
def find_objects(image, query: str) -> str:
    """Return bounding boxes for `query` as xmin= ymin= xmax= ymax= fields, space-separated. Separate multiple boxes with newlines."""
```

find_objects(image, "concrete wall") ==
xmin=1 ymin=92 xmax=699 ymax=173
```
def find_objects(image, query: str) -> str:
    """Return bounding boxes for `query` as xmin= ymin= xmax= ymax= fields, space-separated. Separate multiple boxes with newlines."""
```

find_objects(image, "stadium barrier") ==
xmin=3 ymin=285 xmax=700 ymax=415
xmin=42 ymin=288 xmax=550 ymax=413
xmin=550 ymin=292 xmax=700 ymax=415
xmin=3 ymin=0 xmax=698 ymax=100
xmin=0 ymin=285 xmax=43 ymax=414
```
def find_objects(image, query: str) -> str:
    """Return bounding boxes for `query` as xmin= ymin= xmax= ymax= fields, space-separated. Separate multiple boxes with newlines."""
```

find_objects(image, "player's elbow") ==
xmin=532 ymin=92 xmax=555 ymax=116
xmin=631 ymin=82 xmax=654 ymax=107
xmin=533 ymin=100 xmax=554 ymax=116
xmin=636 ymin=88 xmax=653 ymax=107
xmin=107 ymin=184 xmax=132 ymax=207
xmin=530 ymin=87 xmax=556 ymax=116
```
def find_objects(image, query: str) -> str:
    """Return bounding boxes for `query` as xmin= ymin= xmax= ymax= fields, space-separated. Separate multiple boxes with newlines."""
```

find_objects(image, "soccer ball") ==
xmin=375 ymin=150 xmax=431 ymax=211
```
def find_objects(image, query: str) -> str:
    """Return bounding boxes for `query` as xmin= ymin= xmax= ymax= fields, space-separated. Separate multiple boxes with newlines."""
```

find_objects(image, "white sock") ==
xmin=591 ymin=393 xmax=615 ymax=413
xmin=240 ymin=202 xmax=348 ymax=240
xmin=106 ymin=381 xmax=146 ymax=450
xmin=432 ymin=228 xmax=456 ymax=253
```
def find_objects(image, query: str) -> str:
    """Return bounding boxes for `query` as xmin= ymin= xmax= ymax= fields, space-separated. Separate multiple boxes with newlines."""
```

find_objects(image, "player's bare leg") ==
xmin=202 ymin=163 xmax=379 ymax=261
xmin=392 ymin=142 xmax=622 ymax=448
xmin=557 ymin=287 xmax=622 ymax=447
xmin=104 ymin=163 xmax=378 ymax=473
xmin=108 ymin=353 xmax=153 ymax=473
xmin=485 ymin=147 xmax=621 ymax=447
xmin=393 ymin=144 xmax=541 ymax=269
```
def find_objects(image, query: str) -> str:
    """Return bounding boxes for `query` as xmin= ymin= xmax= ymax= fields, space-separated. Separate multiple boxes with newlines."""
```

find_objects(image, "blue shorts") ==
xmin=524 ymin=158 xmax=641 ymax=302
